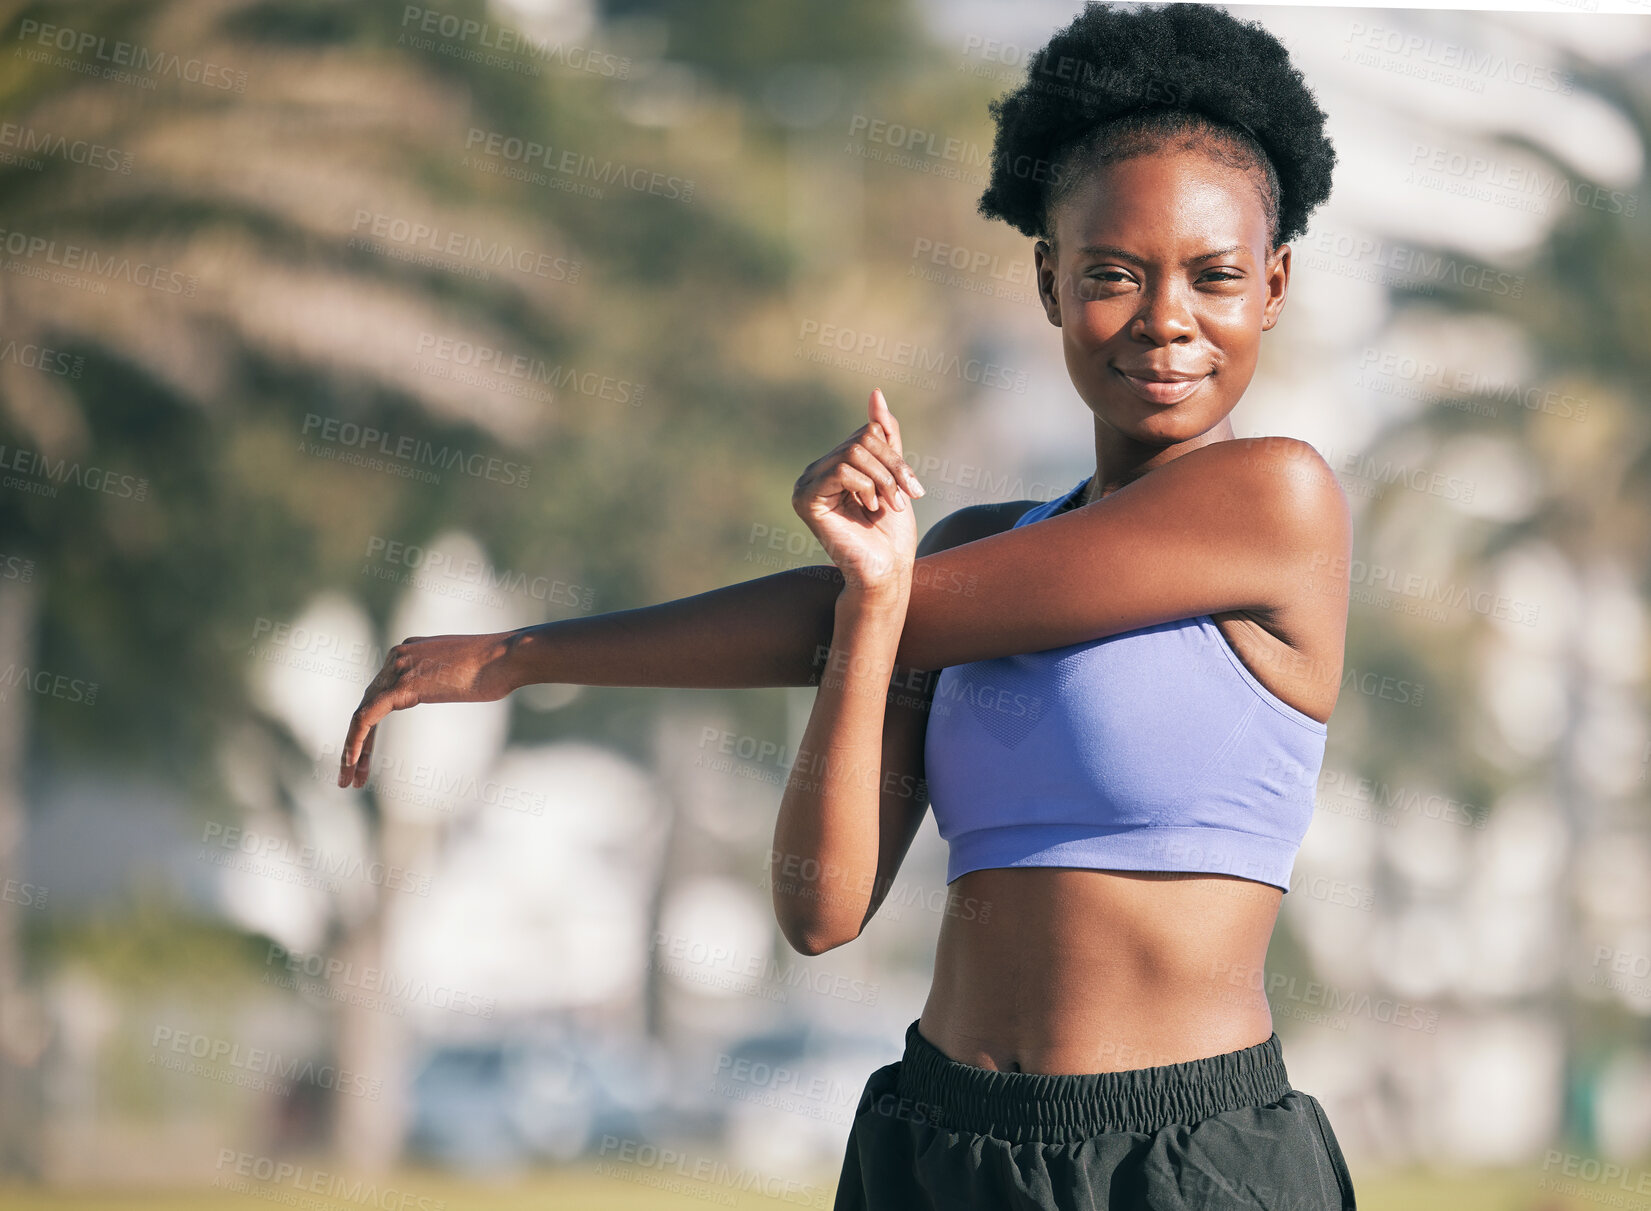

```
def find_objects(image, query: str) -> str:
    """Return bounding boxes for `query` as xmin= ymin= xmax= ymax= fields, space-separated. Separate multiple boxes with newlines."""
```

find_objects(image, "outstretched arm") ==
xmin=341 ymin=427 xmax=1348 ymax=785
xmin=505 ymin=564 xmax=845 ymax=690
xmin=502 ymin=432 xmax=1347 ymax=682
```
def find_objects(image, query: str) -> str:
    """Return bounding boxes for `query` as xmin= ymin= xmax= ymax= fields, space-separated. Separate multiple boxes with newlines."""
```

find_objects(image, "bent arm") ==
xmin=505 ymin=436 xmax=1347 ymax=690
xmin=767 ymin=506 xmax=988 ymax=952
xmin=770 ymin=585 xmax=909 ymax=954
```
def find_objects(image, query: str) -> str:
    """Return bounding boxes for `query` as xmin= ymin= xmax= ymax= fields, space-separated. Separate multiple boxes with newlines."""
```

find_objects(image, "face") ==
xmin=1033 ymin=144 xmax=1289 ymax=449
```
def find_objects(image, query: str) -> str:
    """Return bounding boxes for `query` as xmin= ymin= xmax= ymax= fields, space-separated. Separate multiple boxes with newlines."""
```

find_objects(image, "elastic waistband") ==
xmin=894 ymin=1019 xmax=1292 ymax=1144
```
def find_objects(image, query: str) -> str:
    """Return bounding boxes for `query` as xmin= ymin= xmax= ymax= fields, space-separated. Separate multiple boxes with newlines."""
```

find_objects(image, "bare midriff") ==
xmin=917 ymin=865 xmax=1282 ymax=1075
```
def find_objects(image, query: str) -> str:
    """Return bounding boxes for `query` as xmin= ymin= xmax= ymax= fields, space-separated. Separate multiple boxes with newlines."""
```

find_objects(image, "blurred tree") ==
xmin=0 ymin=0 xmax=984 ymax=1176
xmin=1332 ymin=32 xmax=1650 ymax=1155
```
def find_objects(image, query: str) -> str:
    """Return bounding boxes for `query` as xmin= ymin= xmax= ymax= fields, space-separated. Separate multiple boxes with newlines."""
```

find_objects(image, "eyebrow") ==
xmin=1074 ymin=243 xmax=1246 ymax=266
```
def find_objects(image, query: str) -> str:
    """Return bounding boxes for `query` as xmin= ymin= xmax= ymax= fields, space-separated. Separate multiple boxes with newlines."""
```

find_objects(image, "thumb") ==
xmin=869 ymin=387 xmax=902 ymax=458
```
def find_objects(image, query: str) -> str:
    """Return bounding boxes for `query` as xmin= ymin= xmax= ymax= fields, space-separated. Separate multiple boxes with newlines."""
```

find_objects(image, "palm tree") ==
xmin=0 ymin=0 xmax=951 ymax=1174
xmin=1325 ymin=28 xmax=1651 ymax=1160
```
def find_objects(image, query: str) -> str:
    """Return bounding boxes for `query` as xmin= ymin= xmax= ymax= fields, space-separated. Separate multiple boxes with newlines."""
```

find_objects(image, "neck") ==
xmin=1083 ymin=413 xmax=1238 ymax=505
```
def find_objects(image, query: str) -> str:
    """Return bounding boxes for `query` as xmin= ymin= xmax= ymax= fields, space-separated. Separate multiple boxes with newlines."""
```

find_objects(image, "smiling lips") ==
xmin=1113 ymin=366 xmax=1209 ymax=405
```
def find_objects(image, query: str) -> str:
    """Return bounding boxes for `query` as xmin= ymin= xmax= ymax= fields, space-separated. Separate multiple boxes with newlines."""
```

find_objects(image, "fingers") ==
xmin=842 ymin=442 xmax=908 ymax=511
xmin=856 ymin=415 xmax=924 ymax=501
xmin=868 ymin=388 xmax=902 ymax=457
xmin=339 ymin=701 xmax=375 ymax=786
xmin=867 ymin=388 xmax=923 ymax=499
xmin=338 ymin=674 xmax=407 ymax=787
xmin=792 ymin=387 xmax=924 ymax=518
xmin=351 ymin=724 xmax=377 ymax=789
xmin=836 ymin=461 xmax=884 ymax=515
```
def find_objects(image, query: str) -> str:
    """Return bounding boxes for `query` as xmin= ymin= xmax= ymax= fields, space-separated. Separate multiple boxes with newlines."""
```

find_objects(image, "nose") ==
xmin=1129 ymin=280 xmax=1197 ymax=344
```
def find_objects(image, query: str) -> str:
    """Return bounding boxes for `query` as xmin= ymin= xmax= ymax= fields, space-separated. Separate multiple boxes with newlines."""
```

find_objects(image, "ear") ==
xmin=1034 ymin=239 xmax=1061 ymax=328
xmin=1260 ymin=243 xmax=1291 ymax=331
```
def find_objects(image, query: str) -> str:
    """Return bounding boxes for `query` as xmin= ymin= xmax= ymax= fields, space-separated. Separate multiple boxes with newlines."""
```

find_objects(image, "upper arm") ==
xmin=895 ymin=437 xmax=1351 ymax=671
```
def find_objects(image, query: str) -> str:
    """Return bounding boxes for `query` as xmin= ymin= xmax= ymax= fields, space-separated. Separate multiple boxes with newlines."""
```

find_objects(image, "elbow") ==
xmin=779 ymin=919 xmax=856 ymax=956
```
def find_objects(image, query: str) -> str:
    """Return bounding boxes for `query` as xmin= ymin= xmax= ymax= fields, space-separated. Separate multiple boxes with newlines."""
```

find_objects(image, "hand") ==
xmin=792 ymin=388 xmax=924 ymax=597
xmin=337 ymin=630 xmax=520 ymax=788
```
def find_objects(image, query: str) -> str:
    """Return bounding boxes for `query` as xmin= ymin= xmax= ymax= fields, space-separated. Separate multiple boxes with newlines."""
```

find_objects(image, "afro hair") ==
xmin=976 ymin=2 xmax=1336 ymax=252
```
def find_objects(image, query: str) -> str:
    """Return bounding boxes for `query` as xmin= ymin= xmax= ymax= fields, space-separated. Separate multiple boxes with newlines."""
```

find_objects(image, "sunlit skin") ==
xmin=915 ymin=140 xmax=1339 ymax=1075
xmin=1042 ymin=142 xmax=1291 ymax=505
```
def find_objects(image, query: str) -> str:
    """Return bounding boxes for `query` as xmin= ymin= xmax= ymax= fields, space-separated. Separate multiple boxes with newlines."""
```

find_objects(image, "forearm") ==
xmin=770 ymin=585 xmax=909 ymax=954
xmin=501 ymin=439 xmax=1343 ymax=693
xmin=506 ymin=565 xmax=846 ymax=689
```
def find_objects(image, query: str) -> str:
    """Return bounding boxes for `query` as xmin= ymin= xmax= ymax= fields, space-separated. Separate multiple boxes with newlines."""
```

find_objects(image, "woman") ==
xmin=338 ymin=4 xmax=1356 ymax=1206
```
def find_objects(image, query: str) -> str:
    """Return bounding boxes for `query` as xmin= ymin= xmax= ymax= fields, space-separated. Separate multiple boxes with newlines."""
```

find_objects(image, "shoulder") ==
xmin=1225 ymin=435 xmax=1342 ymax=498
xmin=1194 ymin=436 xmax=1350 ymax=554
xmin=917 ymin=498 xmax=1042 ymax=556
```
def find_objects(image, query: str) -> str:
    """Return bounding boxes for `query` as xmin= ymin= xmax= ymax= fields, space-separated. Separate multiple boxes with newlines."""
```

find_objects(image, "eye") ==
xmin=1206 ymin=270 xmax=1243 ymax=282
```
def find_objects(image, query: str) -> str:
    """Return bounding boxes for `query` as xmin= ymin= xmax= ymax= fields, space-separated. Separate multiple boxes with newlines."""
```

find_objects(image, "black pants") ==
xmin=833 ymin=1019 xmax=1356 ymax=1210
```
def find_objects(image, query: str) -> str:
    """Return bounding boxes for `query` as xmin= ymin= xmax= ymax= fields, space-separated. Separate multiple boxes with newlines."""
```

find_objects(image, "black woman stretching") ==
xmin=339 ymin=5 xmax=1357 ymax=1206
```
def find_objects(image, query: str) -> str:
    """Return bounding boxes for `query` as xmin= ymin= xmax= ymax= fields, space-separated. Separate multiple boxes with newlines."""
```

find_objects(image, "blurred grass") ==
xmin=0 ymin=1164 xmax=1631 ymax=1210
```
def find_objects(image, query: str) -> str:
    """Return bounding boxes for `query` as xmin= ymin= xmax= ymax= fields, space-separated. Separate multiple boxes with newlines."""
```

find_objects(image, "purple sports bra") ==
xmin=922 ymin=476 xmax=1328 ymax=892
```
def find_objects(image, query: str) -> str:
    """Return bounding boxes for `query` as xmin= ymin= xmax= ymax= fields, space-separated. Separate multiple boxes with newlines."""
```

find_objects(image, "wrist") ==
xmin=501 ymin=625 xmax=545 ymax=692
xmin=828 ymin=583 xmax=907 ymax=669
xmin=837 ymin=574 xmax=911 ymax=614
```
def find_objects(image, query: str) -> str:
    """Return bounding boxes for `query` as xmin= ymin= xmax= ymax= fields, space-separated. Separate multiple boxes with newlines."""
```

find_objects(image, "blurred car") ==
xmin=404 ymin=1023 xmax=677 ymax=1172
xmin=702 ymin=1022 xmax=899 ymax=1176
